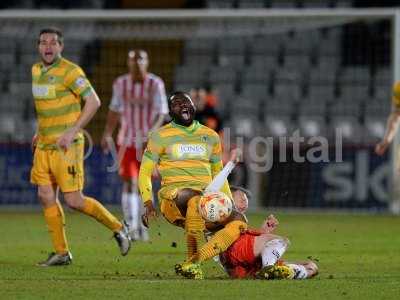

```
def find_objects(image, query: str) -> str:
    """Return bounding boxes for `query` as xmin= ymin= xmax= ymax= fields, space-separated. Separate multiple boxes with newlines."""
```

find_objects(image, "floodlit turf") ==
xmin=0 ymin=210 xmax=400 ymax=299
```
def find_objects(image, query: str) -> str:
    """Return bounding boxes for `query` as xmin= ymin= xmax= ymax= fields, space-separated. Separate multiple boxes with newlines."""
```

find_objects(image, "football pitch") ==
xmin=0 ymin=210 xmax=399 ymax=299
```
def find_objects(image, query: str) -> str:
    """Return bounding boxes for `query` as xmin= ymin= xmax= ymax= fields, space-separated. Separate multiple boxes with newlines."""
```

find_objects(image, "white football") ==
xmin=198 ymin=191 xmax=233 ymax=223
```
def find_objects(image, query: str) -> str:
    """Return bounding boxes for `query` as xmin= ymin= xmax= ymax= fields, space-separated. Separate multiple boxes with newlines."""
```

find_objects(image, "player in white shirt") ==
xmin=101 ymin=49 xmax=168 ymax=241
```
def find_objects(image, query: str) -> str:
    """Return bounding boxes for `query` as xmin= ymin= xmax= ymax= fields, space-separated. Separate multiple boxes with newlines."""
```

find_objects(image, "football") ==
xmin=198 ymin=191 xmax=233 ymax=223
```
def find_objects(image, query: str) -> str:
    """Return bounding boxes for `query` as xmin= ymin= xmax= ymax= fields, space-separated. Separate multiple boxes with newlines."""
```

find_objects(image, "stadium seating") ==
xmin=364 ymin=116 xmax=386 ymax=143
xmin=0 ymin=3 xmax=394 ymax=145
xmin=264 ymin=114 xmax=293 ymax=137
xmin=298 ymin=115 xmax=327 ymax=138
xmin=237 ymin=0 xmax=266 ymax=8
xmin=207 ymin=0 xmax=235 ymax=9
xmin=266 ymin=96 xmax=295 ymax=117
xmin=373 ymin=67 xmax=391 ymax=99
xmin=365 ymin=97 xmax=391 ymax=118
xmin=330 ymin=116 xmax=363 ymax=143
xmin=174 ymin=64 xmax=207 ymax=87
xmin=270 ymin=0 xmax=301 ymax=8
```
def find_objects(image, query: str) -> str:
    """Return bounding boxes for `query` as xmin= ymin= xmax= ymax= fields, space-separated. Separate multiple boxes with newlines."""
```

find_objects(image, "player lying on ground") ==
xmin=218 ymin=197 xmax=318 ymax=280
xmin=175 ymin=189 xmax=294 ymax=279
xmin=174 ymin=161 xmax=292 ymax=280
xmin=138 ymin=92 xmax=249 ymax=276
xmin=176 ymin=163 xmax=318 ymax=280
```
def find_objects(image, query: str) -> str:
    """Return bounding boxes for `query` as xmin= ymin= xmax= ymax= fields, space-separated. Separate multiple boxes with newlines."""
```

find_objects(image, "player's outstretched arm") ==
xmin=57 ymin=91 xmax=100 ymax=150
xmin=376 ymin=110 xmax=400 ymax=156
xmin=138 ymin=156 xmax=158 ymax=226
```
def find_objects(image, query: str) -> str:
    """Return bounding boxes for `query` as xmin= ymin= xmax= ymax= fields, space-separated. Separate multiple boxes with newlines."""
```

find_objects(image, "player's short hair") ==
xmin=38 ymin=27 xmax=64 ymax=45
xmin=168 ymin=91 xmax=193 ymax=109
xmin=230 ymin=185 xmax=252 ymax=200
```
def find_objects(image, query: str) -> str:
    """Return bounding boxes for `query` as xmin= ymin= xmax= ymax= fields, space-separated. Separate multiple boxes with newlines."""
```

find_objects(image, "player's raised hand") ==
xmin=375 ymin=140 xmax=390 ymax=156
xmin=142 ymin=200 xmax=158 ymax=228
xmin=261 ymin=214 xmax=279 ymax=233
xmin=57 ymin=128 xmax=78 ymax=151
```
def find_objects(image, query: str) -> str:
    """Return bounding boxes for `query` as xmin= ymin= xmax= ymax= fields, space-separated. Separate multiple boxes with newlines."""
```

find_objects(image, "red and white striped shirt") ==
xmin=109 ymin=73 xmax=168 ymax=147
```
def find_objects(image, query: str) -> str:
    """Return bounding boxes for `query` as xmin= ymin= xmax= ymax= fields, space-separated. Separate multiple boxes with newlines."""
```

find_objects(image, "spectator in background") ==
xmin=101 ymin=49 xmax=168 ymax=241
xmin=204 ymin=86 xmax=219 ymax=109
xmin=190 ymin=87 xmax=223 ymax=133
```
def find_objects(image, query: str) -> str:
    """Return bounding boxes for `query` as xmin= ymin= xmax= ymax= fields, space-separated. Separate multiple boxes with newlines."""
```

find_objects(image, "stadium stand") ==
xmin=0 ymin=0 xmax=394 ymax=148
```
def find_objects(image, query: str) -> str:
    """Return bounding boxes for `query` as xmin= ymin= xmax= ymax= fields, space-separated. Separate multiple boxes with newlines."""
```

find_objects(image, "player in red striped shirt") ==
xmin=101 ymin=49 xmax=168 ymax=241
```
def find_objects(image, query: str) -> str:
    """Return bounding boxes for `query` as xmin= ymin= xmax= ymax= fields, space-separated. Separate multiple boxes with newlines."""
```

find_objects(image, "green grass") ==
xmin=1 ymin=210 xmax=400 ymax=299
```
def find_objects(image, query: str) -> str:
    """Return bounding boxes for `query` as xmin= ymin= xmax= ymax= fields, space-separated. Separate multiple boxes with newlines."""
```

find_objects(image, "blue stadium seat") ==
xmin=241 ymin=83 xmax=269 ymax=99
xmin=282 ymin=54 xmax=311 ymax=70
xmin=212 ymin=83 xmax=236 ymax=114
xmin=207 ymin=0 xmax=235 ymax=8
xmin=307 ymin=85 xmax=336 ymax=101
xmin=208 ymin=65 xmax=237 ymax=84
xmin=283 ymin=31 xmax=317 ymax=56
xmin=297 ymin=115 xmax=327 ymax=138
xmin=299 ymin=97 xmax=328 ymax=116
xmin=273 ymin=68 xmax=304 ymax=101
xmin=250 ymin=35 xmax=282 ymax=57
xmin=217 ymin=37 xmax=247 ymax=67
xmin=241 ymin=62 xmax=273 ymax=85
xmin=174 ymin=64 xmax=207 ymax=86
xmin=270 ymin=0 xmax=300 ymax=8
xmin=265 ymin=98 xmax=295 ymax=116
xmin=365 ymin=97 xmax=391 ymax=118
xmin=373 ymin=67 xmax=392 ymax=99
xmin=364 ymin=116 xmax=386 ymax=143
xmin=229 ymin=106 xmax=260 ymax=138
xmin=302 ymin=0 xmax=331 ymax=8
xmin=334 ymin=0 xmax=352 ymax=7
xmin=184 ymin=38 xmax=217 ymax=56
xmin=238 ymin=0 xmax=266 ymax=8
xmin=0 ymin=112 xmax=17 ymax=141
xmin=338 ymin=66 xmax=371 ymax=98
xmin=264 ymin=114 xmax=293 ymax=137
xmin=218 ymin=54 xmax=246 ymax=68
xmin=329 ymin=96 xmax=363 ymax=118
xmin=274 ymin=82 xmax=302 ymax=100
xmin=330 ymin=116 xmax=363 ymax=143
xmin=231 ymin=95 xmax=260 ymax=115
xmin=184 ymin=54 xmax=215 ymax=67
xmin=309 ymin=66 xmax=337 ymax=84
xmin=250 ymin=55 xmax=278 ymax=69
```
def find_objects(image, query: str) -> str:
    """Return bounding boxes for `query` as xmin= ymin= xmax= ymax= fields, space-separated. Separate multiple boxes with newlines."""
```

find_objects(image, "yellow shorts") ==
xmin=30 ymin=142 xmax=84 ymax=192
xmin=158 ymin=185 xmax=203 ymax=227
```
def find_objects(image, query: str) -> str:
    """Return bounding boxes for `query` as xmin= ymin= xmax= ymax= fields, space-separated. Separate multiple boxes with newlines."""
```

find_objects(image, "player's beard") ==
xmin=171 ymin=107 xmax=195 ymax=127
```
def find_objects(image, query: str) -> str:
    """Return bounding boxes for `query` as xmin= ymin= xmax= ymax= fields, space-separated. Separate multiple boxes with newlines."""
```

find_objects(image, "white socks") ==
xmin=261 ymin=239 xmax=288 ymax=267
xmin=122 ymin=192 xmax=148 ymax=241
xmin=260 ymin=238 xmax=309 ymax=279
